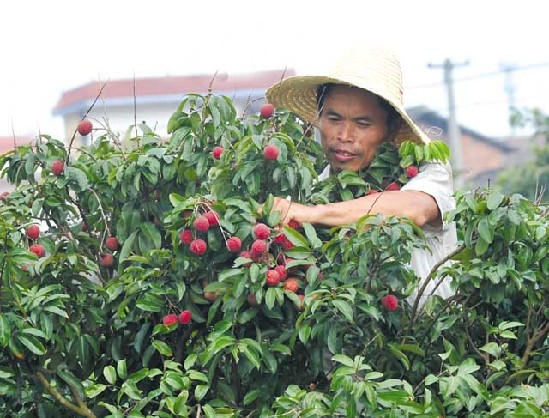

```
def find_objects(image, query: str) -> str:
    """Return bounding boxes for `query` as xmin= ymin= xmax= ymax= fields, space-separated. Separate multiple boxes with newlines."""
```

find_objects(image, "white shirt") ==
xmin=318 ymin=162 xmax=458 ymax=306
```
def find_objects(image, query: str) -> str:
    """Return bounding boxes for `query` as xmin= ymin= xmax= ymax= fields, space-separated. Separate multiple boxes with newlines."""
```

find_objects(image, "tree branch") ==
xmin=521 ymin=321 xmax=549 ymax=368
xmin=35 ymin=372 xmax=96 ymax=418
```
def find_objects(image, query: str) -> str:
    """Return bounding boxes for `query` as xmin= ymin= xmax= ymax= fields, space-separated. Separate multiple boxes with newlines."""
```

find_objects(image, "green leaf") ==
xmin=117 ymin=360 xmax=128 ymax=379
xmin=243 ymin=389 xmax=261 ymax=406
xmin=195 ymin=384 xmax=209 ymax=401
xmin=303 ymin=222 xmax=322 ymax=249
xmin=17 ymin=333 xmax=46 ymax=355
xmin=477 ymin=218 xmax=493 ymax=244
xmin=103 ymin=366 xmax=117 ymax=385
xmin=265 ymin=287 xmax=276 ymax=310
xmin=139 ymin=221 xmax=162 ymax=249
xmin=332 ymin=354 xmax=354 ymax=368
xmin=85 ymin=384 xmax=107 ymax=398
xmin=188 ymin=370 xmax=209 ymax=383
xmin=283 ymin=227 xmax=309 ymax=248
xmin=239 ymin=345 xmax=261 ymax=370
xmin=152 ymin=340 xmax=173 ymax=357
xmin=486 ymin=191 xmax=504 ymax=210
xmin=0 ymin=314 xmax=11 ymax=347
xmin=332 ymin=299 xmax=354 ymax=322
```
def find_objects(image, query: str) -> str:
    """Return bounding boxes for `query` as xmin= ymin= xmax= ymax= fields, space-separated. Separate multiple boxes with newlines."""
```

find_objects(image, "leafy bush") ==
xmin=0 ymin=94 xmax=547 ymax=417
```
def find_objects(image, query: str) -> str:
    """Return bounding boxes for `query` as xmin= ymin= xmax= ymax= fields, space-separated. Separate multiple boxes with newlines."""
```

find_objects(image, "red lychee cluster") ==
xmin=162 ymin=309 xmax=193 ymax=327
xmin=272 ymin=232 xmax=294 ymax=251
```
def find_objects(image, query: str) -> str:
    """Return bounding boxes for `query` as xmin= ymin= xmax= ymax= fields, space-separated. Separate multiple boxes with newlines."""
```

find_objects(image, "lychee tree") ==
xmin=0 ymin=93 xmax=547 ymax=417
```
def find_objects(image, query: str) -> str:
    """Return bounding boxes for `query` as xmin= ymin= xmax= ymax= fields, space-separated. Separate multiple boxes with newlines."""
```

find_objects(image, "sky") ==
xmin=1 ymin=0 xmax=548 ymax=140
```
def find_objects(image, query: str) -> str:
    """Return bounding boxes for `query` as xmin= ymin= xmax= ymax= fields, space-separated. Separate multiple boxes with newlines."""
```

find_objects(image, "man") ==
xmin=265 ymin=47 xmax=458 ymax=304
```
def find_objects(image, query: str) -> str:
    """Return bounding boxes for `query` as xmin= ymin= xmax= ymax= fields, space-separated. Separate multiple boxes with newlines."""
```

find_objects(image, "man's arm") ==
xmin=273 ymin=190 xmax=439 ymax=228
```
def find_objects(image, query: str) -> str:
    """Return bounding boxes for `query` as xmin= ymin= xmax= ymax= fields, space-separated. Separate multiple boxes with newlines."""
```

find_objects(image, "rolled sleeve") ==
xmin=401 ymin=162 xmax=456 ymax=231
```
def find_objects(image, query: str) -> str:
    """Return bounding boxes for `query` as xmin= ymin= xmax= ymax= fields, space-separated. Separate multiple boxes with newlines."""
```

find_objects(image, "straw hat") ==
xmin=265 ymin=47 xmax=430 ymax=146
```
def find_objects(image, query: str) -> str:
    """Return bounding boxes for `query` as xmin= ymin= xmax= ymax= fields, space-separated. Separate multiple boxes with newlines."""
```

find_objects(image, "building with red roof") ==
xmin=52 ymin=69 xmax=295 ymax=146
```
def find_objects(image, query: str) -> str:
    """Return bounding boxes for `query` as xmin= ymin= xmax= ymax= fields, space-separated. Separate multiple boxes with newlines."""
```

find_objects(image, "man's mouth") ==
xmin=331 ymin=149 xmax=356 ymax=163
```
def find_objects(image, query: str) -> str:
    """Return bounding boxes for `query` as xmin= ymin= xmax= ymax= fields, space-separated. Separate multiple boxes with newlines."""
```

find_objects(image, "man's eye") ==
xmin=357 ymin=121 xmax=371 ymax=127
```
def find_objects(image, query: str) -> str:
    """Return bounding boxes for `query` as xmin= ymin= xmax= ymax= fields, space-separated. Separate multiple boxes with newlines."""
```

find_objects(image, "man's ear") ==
xmin=387 ymin=116 xmax=403 ymax=142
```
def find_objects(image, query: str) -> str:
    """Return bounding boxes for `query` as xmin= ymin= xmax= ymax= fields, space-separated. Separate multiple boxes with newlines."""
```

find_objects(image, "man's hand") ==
xmin=272 ymin=196 xmax=314 ymax=227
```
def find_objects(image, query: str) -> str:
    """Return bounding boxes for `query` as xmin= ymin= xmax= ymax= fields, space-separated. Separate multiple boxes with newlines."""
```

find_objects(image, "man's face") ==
xmin=318 ymin=85 xmax=391 ymax=173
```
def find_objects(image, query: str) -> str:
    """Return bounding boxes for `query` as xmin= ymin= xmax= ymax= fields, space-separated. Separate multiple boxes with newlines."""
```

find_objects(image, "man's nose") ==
xmin=337 ymin=122 xmax=354 ymax=142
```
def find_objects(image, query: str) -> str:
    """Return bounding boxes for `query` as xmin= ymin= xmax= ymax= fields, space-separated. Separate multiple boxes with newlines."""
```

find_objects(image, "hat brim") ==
xmin=266 ymin=75 xmax=430 ymax=146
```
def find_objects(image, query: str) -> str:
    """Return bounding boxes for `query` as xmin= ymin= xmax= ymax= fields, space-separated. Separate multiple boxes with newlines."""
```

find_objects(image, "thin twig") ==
xmin=68 ymin=81 xmax=108 ymax=156
xmin=409 ymin=244 xmax=466 ymax=328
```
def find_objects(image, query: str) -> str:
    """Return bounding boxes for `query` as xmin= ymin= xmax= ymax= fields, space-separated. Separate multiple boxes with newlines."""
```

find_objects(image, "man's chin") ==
xmin=329 ymin=162 xmax=360 ymax=173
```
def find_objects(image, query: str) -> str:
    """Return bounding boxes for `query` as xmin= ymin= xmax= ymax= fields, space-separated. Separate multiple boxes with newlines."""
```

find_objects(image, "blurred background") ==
xmin=0 ymin=0 xmax=547 ymax=200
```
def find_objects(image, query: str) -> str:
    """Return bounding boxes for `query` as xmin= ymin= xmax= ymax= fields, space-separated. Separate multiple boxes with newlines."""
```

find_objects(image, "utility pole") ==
xmin=428 ymin=59 xmax=469 ymax=190
xmin=501 ymin=62 xmax=517 ymax=136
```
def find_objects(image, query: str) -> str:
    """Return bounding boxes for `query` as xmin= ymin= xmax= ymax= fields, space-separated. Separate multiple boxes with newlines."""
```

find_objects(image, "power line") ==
xmin=408 ymin=61 xmax=549 ymax=90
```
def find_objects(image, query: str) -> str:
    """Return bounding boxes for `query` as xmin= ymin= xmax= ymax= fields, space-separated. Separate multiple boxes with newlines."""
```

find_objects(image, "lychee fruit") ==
xmin=193 ymin=216 xmax=210 ymax=232
xmin=178 ymin=310 xmax=192 ymax=325
xmin=51 ymin=160 xmax=65 ymax=176
xmin=273 ymin=233 xmax=286 ymax=244
xmin=179 ymin=229 xmax=193 ymax=245
xmin=381 ymin=294 xmax=398 ymax=311
xmin=406 ymin=165 xmax=419 ymax=178
xmin=105 ymin=236 xmax=119 ymax=251
xmin=282 ymin=239 xmax=294 ymax=250
xmin=99 ymin=253 xmax=114 ymax=267
xmin=212 ymin=146 xmax=224 ymax=160
xmin=251 ymin=239 xmax=268 ymax=254
xmin=266 ymin=269 xmax=281 ymax=286
xmin=162 ymin=313 xmax=179 ymax=326
xmin=284 ymin=278 xmax=300 ymax=293
xmin=260 ymin=103 xmax=275 ymax=119
xmin=247 ymin=292 xmax=258 ymax=306
xmin=29 ymin=243 xmax=45 ymax=258
xmin=287 ymin=220 xmax=301 ymax=229
xmin=263 ymin=144 xmax=279 ymax=161
xmin=238 ymin=250 xmax=253 ymax=266
xmin=203 ymin=291 xmax=218 ymax=301
xmin=26 ymin=224 xmax=40 ymax=240
xmin=190 ymin=239 xmax=207 ymax=255
xmin=385 ymin=182 xmax=401 ymax=191
xmin=274 ymin=264 xmax=287 ymax=280
xmin=77 ymin=119 xmax=93 ymax=136
xmin=226 ymin=236 xmax=242 ymax=253
xmin=253 ymin=223 xmax=270 ymax=240
xmin=204 ymin=210 xmax=220 ymax=226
